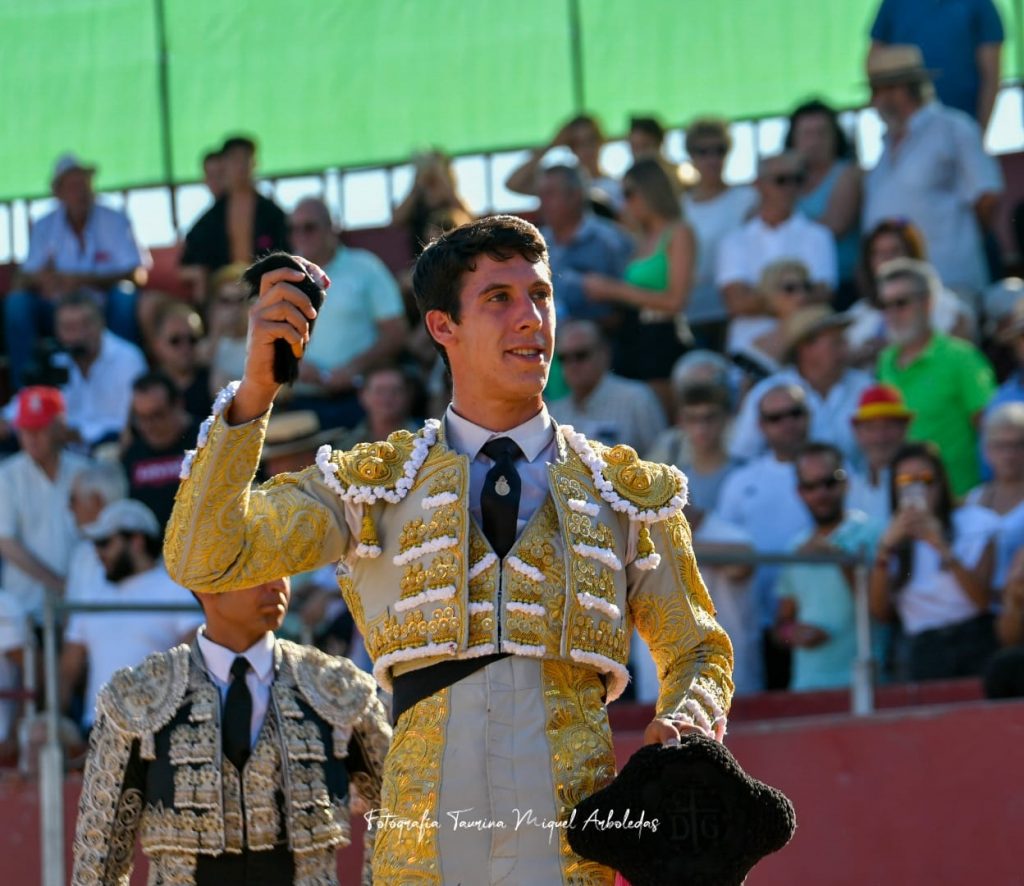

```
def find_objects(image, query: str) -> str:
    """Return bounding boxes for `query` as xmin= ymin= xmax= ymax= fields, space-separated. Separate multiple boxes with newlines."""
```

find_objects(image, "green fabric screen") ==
xmin=0 ymin=0 xmax=1020 ymax=201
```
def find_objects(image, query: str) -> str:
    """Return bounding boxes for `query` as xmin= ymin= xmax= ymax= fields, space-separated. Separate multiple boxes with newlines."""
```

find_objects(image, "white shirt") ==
xmin=65 ymin=564 xmax=202 ymax=726
xmin=0 ymin=451 xmax=91 ymax=621
xmin=715 ymin=212 xmax=838 ymax=291
xmin=845 ymin=287 xmax=976 ymax=350
xmin=864 ymin=102 xmax=1003 ymax=293
xmin=0 ymin=592 xmax=29 ymax=741
xmin=444 ymin=405 xmax=557 ymax=537
xmin=894 ymin=505 xmax=999 ymax=635
xmin=847 ymin=468 xmax=893 ymax=526
xmin=962 ymin=490 xmax=1024 ymax=589
xmin=547 ymin=373 xmax=667 ymax=455
xmin=21 ymin=203 xmax=148 ymax=276
xmin=65 ymin=539 xmax=112 ymax=603
xmin=683 ymin=185 xmax=759 ymax=323
xmin=55 ymin=331 xmax=147 ymax=445
xmin=728 ymin=367 xmax=876 ymax=465
xmin=197 ymin=629 xmax=276 ymax=749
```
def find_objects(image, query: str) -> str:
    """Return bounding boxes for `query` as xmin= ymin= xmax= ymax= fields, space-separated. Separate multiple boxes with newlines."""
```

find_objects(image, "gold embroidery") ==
xmin=149 ymin=852 xmax=197 ymax=885
xmin=427 ymin=467 xmax=459 ymax=496
xmin=293 ymin=847 xmax=339 ymax=885
xmin=367 ymin=605 xmax=462 ymax=659
xmin=594 ymin=442 xmax=683 ymax=510
xmin=140 ymin=805 xmax=226 ymax=854
xmin=173 ymin=763 xmax=219 ymax=809
xmin=331 ymin=432 xmax=417 ymax=487
xmin=222 ymin=763 xmax=243 ymax=853
xmin=242 ymin=715 xmax=283 ymax=851
xmin=372 ymin=691 xmax=449 ymax=885
xmin=540 ymin=661 xmax=617 ymax=885
xmin=169 ymin=721 xmax=218 ymax=766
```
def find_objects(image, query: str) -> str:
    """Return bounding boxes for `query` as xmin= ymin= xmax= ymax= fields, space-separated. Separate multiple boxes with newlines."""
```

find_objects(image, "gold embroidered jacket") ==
xmin=166 ymin=411 xmax=733 ymax=733
xmin=71 ymin=639 xmax=390 ymax=886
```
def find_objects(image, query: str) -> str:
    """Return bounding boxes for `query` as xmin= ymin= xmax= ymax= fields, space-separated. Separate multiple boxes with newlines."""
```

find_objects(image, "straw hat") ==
xmin=866 ymin=45 xmax=938 ymax=87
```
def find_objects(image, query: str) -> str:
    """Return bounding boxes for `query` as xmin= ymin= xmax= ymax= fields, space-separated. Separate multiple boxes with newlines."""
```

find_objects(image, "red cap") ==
xmin=851 ymin=384 xmax=913 ymax=424
xmin=13 ymin=386 xmax=66 ymax=431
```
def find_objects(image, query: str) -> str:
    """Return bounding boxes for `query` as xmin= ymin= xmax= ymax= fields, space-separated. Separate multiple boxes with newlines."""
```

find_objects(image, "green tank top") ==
xmin=624 ymin=232 xmax=670 ymax=291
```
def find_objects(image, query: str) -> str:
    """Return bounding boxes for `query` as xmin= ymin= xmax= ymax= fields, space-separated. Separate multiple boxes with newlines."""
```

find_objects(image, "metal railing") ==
xmin=30 ymin=548 xmax=874 ymax=884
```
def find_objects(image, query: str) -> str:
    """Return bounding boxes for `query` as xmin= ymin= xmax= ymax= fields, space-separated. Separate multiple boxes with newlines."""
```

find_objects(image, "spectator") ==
xmin=392 ymin=149 xmax=473 ymax=257
xmin=870 ymin=442 xmax=999 ymax=681
xmin=987 ymin=298 xmax=1024 ymax=414
xmin=505 ymin=114 xmax=622 ymax=213
xmin=785 ymin=99 xmax=862 ymax=304
xmin=869 ymin=0 xmax=1004 ymax=129
xmin=716 ymin=383 xmax=815 ymax=688
xmin=646 ymin=380 xmax=738 ymax=514
xmin=985 ymin=549 xmax=1024 ymax=698
xmin=628 ymin=115 xmax=667 ymax=161
xmin=876 ymin=259 xmax=996 ymax=496
xmin=776 ymin=443 xmax=880 ymax=691
xmin=582 ymin=158 xmax=696 ymax=412
xmin=334 ymin=365 xmax=421 ymax=451
xmin=537 ymin=165 xmax=632 ymax=324
xmin=862 ymin=45 xmax=1003 ymax=294
xmin=4 ymin=154 xmax=147 ymax=390
xmin=730 ymin=306 xmax=874 ymax=465
xmin=201 ymin=148 xmax=226 ymax=201
xmin=966 ymin=404 xmax=1024 ymax=591
xmin=180 ymin=135 xmax=289 ymax=283
xmin=58 ymin=500 xmax=200 ymax=734
xmin=66 ymin=461 xmax=128 ymax=605
xmin=847 ymin=384 xmax=914 ymax=524
xmin=121 ymin=373 xmax=200 ymax=530
xmin=0 ymin=387 xmax=89 ymax=624
xmin=206 ymin=263 xmax=251 ymax=395
xmin=737 ymin=259 xmax=818 ymax=376
xmin=547 ymin=319 xmax=667 ymax=453
xmin=287 ymin=196 xmax=408 ymax=428
xmin=847 ymin=219 xmax=976 ymax=368
xmin=0 ymin=592 xmax=29 ymax=760
xmin=52 ymin=291 xmax=147 ymax=449
xmin=148 ymin=301 xmax=212 ymax=423
xmin=716 ymin=151 xmax=838 ymax=354
xmin=681 ymin=117 xmax=759 ymax=352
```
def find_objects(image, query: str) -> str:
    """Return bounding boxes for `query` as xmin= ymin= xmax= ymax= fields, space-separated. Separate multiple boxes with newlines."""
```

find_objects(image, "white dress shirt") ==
xmin=197 ymin=629 xmax=276 ymax=749
xmin=21 ymin=203 xmax=148 ymax=276
xmin=444 ymin=404 xmax=557 ymax=537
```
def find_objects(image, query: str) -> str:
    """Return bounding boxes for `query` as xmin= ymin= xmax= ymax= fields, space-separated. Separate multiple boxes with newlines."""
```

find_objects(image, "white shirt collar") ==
xmin=197 ymin=628 xmax=275 ymax=683
xmin=443 ymin=403 xmax=555 ymax=463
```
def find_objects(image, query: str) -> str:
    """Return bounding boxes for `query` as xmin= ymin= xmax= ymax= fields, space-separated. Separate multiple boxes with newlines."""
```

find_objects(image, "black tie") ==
xmin=481 ymin=437 xmax=523 ymax=558
xmin=223 ymin=656 xmax=252 ymax=771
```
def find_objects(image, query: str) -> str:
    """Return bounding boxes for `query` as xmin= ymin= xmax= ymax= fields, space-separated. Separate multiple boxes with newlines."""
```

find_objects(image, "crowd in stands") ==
xmin=1 ymin=0 xmax=1024 ymax=761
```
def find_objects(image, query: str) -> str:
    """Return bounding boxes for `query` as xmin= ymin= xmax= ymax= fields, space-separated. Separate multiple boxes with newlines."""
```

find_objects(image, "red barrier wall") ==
xmin=2 ymin=697 xmax=1022 ymax=884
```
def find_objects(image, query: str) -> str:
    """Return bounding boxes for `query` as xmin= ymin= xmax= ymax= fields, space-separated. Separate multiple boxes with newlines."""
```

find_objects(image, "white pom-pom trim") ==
xmin=468 ymin=553 xmax=498 ymax=580
xmin=372 ymin=641 xmax=458 ymax=692
xmin=569 ymin=649 xmax=630 ymax=702
xmin=575 ymin=592 xmax=621 ymax=620
xmin=633 ymin=553 xmax=662 ymax=571
xmin=180 ymin=381 xmax=242 ymax=480
xmin=461 ymin=642 xmax=497 ymax=658
xmin=393 ymin=585 xmax=457 ymax=612
xmin=422 ymin=491 xmax=459 ymax=509
xmin=571 ymin=542 xmax=623 ymax=572
xmin=501 ymin=640 xmax=546 ymax=657
xmin=506 ymin=555 xmax=544 ymax=582
xmin=355 ymin=544 xmax=382 ymax=559
xmin=392 ymin=535 xmax=458 ymax=566
xmin=468 ymin=601 xmax=495 ymax=614
xmin=567 ymin=498 xmax=601 ymax=517
xmin=561 ymin=425 xmax=688 ymax=523
xmin=317 ymin=419 xmax=441 ymax=505
xmin=506 ymin=601 xmax=546 ymax=617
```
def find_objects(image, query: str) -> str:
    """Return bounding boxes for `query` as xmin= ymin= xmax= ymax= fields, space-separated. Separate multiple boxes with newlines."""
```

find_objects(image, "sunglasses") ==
xmin=780 ymin=281 xmax=813 ymax=294
xmin=167 ymin=334 xmax=199 ymax=347
xmin=287 ymin=221 xmax=323 ymax=235
xmin=691 ymin=145 xmax=727 ymax=158
xmin=92 ymin=533 xmax=125 ymax=549
xmin=558 ymin=348 xmax=595 ymax=365
xmin=798 ymin=470 xmax=847 ymax=492
xmin=760 ymin=406 xmax=807 ymax=424
xmin=770 ymin=173 xmax=805 ymax=187
xmin=895 ymin=471 xmax=935 ymax=486
xmin=879 ymin=295 xmax=918 ymax=312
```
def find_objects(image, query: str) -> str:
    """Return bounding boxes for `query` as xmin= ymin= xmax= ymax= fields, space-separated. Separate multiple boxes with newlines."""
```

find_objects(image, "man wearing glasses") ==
xmin=716 ymin=151 xmax=838 ymax=335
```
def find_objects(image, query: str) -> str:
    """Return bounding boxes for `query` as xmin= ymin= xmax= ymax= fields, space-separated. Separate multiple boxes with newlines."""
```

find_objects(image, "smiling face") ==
xmin=426 ymin=253 xmax=555 ymax=429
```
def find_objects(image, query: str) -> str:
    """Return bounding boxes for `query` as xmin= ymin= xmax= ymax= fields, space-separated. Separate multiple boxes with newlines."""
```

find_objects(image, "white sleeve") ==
xmin=727 ymin=380 xmax=768 ymax=461
xmin=807 ymin=224 xmax=838 ymax=289
xmin=715 ymin=228 xmax=751 ymax=288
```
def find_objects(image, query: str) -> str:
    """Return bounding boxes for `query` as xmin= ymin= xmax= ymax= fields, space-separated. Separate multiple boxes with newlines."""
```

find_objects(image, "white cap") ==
xmin=52 ymin=153 xmax=96 ymax=187
xmin=83 ymin=500 xmax=160 ymax=541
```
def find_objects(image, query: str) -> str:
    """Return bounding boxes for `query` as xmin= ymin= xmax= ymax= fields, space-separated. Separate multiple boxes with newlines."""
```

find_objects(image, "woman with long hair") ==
xmin=582 ymin=158 xmax=696 ymax=413
xmin=869 ymin=442 xmax=999 ymax=681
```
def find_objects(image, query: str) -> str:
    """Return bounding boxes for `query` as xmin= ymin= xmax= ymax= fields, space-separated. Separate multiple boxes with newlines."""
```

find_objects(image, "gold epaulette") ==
xmin=96 ymin=644 xmax=191 ymax=746
xmin=282 ymin=641 xmax=378 ymax=732
xmin=589 ymin=443 xmax=689 ymax=519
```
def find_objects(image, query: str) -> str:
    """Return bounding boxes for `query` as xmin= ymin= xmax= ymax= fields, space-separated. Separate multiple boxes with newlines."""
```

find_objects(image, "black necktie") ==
xmin=223 ymin=656 xmax=252 ymax=771
xmin=480 ymin=437 xmax=523 ymax=559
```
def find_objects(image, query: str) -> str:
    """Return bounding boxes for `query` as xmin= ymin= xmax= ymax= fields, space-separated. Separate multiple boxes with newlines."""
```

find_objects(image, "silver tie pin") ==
xmin=495 ymin=476 xmax=511 ymax=496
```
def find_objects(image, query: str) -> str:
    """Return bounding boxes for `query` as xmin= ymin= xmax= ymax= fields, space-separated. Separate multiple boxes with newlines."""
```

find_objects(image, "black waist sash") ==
xmin=391 ymin=653 xmax=509 ymax=725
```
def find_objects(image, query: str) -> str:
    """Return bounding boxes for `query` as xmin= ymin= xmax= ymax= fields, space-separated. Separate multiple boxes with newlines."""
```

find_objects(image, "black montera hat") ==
xmin=567 ymin=735 xmax=796 ymax=886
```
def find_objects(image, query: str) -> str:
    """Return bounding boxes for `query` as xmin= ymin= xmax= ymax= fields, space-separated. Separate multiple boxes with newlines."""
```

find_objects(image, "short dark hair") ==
xmin=412 ymin=215 xmax=549 ymax=367
xmin=132 ymin=370 xmax=179 ymax=404
xmin=221 ymin=134 xmax=256 ymax=154
xmin=630 ymin=115 xmax=666 ymax=145
xmin=55 ymin=290 xmax=103 ymax=320
xmin=795 ymin=441 xmax=844 ymax=475
xmin=678 ymin=381 xmax=731 ymax=412
xmin=784 ymin=98 xmax=855 ymax=161
xmin=202 ymin=149 xmax=221 ymax=165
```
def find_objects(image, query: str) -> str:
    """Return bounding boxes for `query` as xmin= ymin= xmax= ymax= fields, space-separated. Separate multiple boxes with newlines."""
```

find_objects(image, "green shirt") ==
xmin=878 ymin=334 xmax=995 ymax=497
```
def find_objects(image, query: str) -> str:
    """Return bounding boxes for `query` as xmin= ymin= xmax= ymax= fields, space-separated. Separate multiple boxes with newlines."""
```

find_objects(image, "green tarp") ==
xmin=0 ymin=0 xmax=1019 ymax=201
